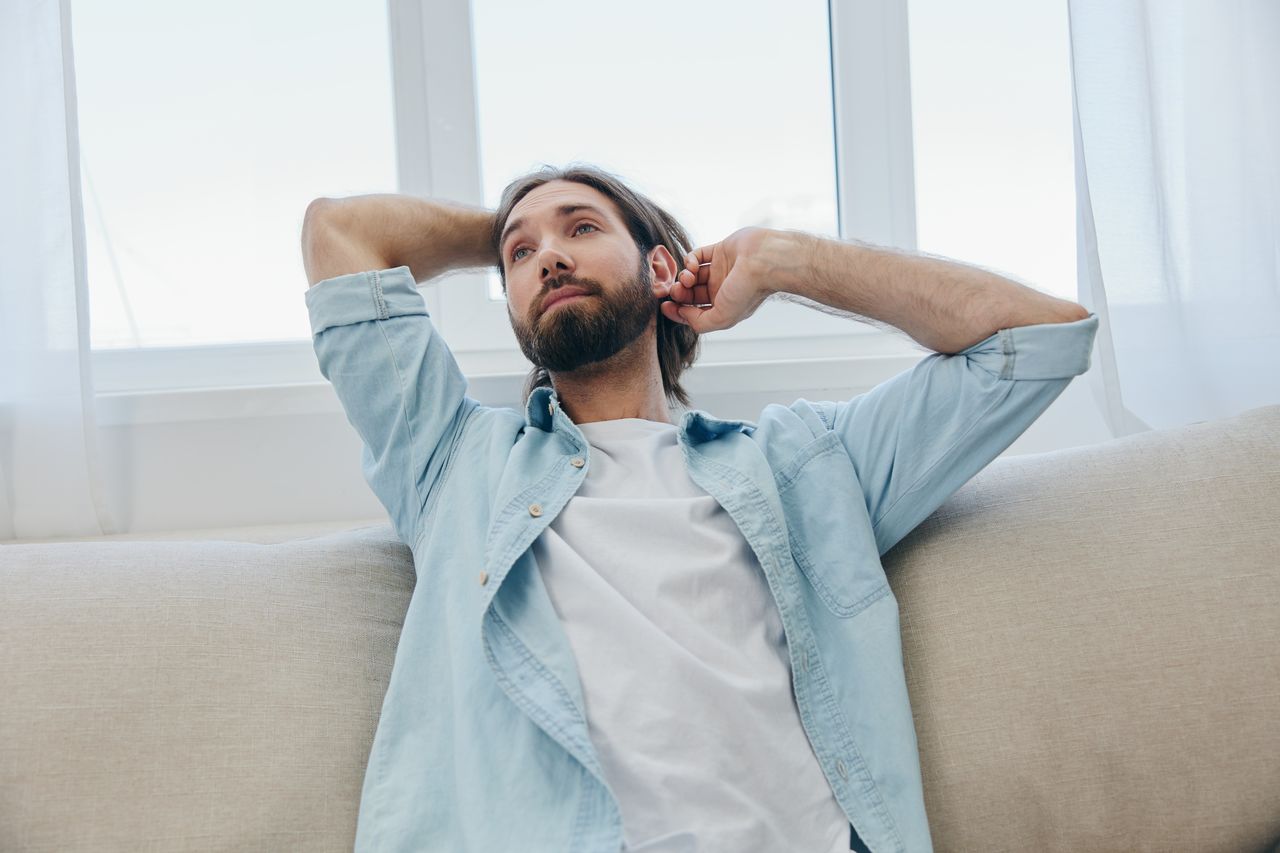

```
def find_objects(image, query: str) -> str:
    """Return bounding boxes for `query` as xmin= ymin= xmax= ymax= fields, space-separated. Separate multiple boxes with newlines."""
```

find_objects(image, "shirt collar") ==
xmin=524 ymin=384 xmax=753 ymax=443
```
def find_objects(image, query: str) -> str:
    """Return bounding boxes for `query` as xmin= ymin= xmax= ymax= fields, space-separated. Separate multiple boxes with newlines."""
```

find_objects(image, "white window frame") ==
xmin=412 ymin=0 xmax=920 ymax=360
xmin=90 ymin=0 xmax=925 ymax=420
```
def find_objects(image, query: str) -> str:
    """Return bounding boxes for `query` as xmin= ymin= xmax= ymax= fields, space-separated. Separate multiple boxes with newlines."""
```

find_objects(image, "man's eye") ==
xmin=511 ymin=223 xmax=598 ymax=262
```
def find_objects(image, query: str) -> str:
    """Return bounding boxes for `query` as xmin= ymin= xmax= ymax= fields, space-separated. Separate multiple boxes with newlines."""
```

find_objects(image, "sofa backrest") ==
xmin=1 ymin=404 xmax=1277 ymax=852
xmin=885 ymin=403 xmax=1280 ymax=852
xmin=0 ymin=522 xmax=415 ymax=852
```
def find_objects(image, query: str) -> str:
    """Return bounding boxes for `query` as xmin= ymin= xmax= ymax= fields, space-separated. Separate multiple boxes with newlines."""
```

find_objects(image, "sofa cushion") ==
xmin=885 ymin=403 xmax=1280 ymax=852
xmin=1 ymin=405 xmax=1277 ymax=852
xmin=0 ymin=522 xmax=413 ymax=852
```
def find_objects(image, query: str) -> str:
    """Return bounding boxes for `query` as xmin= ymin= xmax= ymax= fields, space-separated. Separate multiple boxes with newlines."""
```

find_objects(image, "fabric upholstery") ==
xmin=886 ymin=404 xmax=1280 ymax=852
xmin=1 ymin=524 xmax=414 ymax=852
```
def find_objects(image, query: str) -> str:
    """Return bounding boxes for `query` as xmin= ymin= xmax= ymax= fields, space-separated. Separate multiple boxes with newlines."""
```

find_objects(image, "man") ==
xmin=301 ymin=163 xmax=1098 ymax=853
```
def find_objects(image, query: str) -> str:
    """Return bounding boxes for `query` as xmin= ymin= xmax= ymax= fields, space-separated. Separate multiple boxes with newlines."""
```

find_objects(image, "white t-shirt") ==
xmin=530 ymin=417 xmax=850 ymax=853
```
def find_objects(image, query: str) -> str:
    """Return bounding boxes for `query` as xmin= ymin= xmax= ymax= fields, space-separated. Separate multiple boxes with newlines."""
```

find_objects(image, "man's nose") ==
xmin=540 ymin=249 xmax=572 ymax=283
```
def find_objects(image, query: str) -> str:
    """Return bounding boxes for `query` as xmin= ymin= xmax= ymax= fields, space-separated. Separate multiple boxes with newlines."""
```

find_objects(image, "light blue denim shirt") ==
xmin=305 ymin=265 xmax=1099 ymax=853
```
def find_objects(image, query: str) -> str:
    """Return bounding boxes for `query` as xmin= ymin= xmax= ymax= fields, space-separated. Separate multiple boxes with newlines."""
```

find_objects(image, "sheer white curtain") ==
xmin=0 ymin=0 xmax=118 ymax=541
xmin=1069 ymin=0 xmax=1280 ymax=437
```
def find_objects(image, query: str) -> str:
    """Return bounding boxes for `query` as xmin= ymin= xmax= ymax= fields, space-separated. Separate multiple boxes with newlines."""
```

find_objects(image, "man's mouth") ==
xmin=547 ymin=294 xmax=588 ymax=310
xmin=543 ymin=288 xmax=592 ymax=311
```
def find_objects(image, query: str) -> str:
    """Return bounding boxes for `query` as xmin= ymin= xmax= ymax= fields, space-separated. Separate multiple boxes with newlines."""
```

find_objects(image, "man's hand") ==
xmin=660 ymin=226 xmax=802 ymax=334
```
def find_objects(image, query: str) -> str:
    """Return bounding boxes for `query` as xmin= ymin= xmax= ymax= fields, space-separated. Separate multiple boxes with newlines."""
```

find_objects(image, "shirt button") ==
xmin=478 ymin=570 xmax=489 ymax=586
xmin=836 ymin=759 xmax=848 ymax=781
xmin=529 ymin=503 xmax=543 ymax=517
xmin=548 ymin=401 xmax=555 ymax=416
xmin=570 ymin=457 xmax=585 ymax=468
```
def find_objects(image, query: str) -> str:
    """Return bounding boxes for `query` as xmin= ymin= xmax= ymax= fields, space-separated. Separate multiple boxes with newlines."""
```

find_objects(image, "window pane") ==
xmin=469 ymin=0 xmax=838 ymax=307
xmin=70 ymin=1 xmax=397 ymax=348
xmin=907 ymin=0 xmax=1076 ymax=301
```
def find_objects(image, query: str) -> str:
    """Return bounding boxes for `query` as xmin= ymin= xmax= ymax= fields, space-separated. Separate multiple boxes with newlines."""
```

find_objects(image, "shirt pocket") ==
xmin=774 ymin=430 xmax=890 ymax=618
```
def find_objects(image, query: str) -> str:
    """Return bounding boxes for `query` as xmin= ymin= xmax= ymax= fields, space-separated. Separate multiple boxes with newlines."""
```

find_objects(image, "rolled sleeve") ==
xmin=818 ymin=312 xmax=1099 ymax=556
xmin=305 ymin=266 xmax=475 ymax=549
xmin=306 ymin=264 xmax=433 ymax=334
xmin=958 ymin=311 xmax=1099 ymax=380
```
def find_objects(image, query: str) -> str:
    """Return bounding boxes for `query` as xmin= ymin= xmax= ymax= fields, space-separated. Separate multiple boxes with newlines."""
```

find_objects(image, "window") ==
xmin=81 ymin=0 xmax=1079 ymax=399
xmin=71 ymin=0 xmax=397 ymax=350
xmin=907 ymin=0 xmax=1076 ymax=301
xmin=464 ymin=0 xmax=871 ymax=350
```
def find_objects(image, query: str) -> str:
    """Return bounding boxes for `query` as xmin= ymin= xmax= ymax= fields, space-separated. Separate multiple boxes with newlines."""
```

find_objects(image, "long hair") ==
xmin=490 ymin=162 xmax=701 ymax=409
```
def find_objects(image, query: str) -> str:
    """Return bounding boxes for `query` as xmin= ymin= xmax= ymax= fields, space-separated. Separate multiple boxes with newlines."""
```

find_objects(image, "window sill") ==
xmin=91 ymin=329 xmax=928 ymax=426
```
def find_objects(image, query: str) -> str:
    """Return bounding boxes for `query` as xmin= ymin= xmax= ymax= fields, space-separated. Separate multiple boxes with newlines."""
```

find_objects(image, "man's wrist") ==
xmin=755 ymin=228 xmax=819 ymax=297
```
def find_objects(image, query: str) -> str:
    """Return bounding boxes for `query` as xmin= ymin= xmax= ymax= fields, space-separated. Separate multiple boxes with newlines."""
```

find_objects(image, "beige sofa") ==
xmin=2 ymin=404 xmax=1278 ymax=853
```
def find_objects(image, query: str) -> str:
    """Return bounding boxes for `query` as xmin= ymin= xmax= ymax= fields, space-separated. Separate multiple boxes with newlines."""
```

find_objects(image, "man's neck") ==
xmin=548 ymin=345 xmax=674 ymax=426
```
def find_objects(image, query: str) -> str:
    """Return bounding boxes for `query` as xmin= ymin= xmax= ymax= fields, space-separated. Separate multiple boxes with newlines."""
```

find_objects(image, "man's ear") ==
xmin=648 ymin=244 xmax=679 ymax=295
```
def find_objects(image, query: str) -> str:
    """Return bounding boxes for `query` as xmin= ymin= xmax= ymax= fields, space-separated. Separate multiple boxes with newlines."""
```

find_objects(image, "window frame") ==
xmin=90 ymin=0 xmax=925 ymax=409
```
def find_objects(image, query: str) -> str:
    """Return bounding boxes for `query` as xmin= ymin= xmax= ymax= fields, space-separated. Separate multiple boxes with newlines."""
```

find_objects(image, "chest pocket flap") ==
xmin=775 ymin=430 xmax=890 ymax=618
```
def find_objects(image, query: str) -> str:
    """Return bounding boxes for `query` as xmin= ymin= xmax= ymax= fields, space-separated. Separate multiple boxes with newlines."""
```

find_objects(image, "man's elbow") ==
xmin=1058 ymin=302 xmax=1091 ymax=323
xmin=991 ymin=297 xmax=1091 ymax=332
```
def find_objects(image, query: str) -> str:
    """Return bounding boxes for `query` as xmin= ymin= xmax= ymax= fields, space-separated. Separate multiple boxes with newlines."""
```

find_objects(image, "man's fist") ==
xmin=660 ymin=226 xmax=794 ymax=334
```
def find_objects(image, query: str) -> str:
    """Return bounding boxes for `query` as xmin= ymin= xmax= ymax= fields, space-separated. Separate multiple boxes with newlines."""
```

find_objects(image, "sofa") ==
xmin=2 ymin=403 xmax=1278 ymax=853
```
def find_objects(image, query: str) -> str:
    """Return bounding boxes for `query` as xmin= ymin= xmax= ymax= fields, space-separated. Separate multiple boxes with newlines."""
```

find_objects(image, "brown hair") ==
xmin=490 ymin=162 xmax=701 ymax=409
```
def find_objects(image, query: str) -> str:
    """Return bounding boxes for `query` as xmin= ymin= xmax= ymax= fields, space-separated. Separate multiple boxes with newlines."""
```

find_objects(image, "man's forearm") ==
xmin=767 ymin=231 xmax=1090 ymax=354
xmin=307 ymin=194 xmax=498 ymax=285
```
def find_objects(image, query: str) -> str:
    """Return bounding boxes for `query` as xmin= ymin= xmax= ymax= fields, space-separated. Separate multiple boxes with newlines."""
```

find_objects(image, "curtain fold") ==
xmin=0 ymin=0 xmax=118 ymax=540
xmin=1069 ymin=0 xmax=1280 ymax=436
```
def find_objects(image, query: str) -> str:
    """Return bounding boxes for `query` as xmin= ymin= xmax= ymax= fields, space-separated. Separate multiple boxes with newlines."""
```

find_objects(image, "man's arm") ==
xmin=300 ymin=193 xmax=496 ymax=548
xmin=768 ymin=232 xmax=1089 ymax=354
xmin=755 ymin=232 xmax=1098 ymax=555
xmin=301 ymin=194 xmax=498 ymax=287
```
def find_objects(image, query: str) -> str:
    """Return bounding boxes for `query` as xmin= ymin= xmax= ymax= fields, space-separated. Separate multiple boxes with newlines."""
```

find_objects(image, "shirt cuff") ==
xmin=304 ymin=265 xmax=426 ymax=337
xmin=958 ymin=311 xmax=1100 ymax=380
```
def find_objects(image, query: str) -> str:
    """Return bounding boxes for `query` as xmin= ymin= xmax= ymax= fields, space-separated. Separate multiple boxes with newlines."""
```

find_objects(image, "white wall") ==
xmin=56 ymin=358 xmax=1113 ymax=540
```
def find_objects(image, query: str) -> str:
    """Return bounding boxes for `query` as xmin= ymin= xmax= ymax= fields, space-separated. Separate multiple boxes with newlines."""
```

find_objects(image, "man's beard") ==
xmin=511 ymin=257 xmax=656 ymax=373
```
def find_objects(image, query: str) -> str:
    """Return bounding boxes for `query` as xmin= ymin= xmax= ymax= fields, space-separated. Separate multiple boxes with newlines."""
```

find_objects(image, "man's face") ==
xmin=501 ymin=180 xmax=670 ymax=372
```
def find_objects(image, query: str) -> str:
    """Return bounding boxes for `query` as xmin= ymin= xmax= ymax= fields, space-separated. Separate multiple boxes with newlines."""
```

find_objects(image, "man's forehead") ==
xmin=510 ymin=181 xmax=618 ymax=223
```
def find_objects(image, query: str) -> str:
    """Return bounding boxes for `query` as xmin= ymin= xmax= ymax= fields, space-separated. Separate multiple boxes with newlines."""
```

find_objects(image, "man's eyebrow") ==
xmin=500 ymin=203 xmax=611 ymax=253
